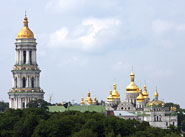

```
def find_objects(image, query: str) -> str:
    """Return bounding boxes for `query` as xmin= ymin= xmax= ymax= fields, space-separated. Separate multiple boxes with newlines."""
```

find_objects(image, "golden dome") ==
xmin=171 ymin=106 xmax=177 ymax=111
xmin=154 ymin=91 xmax=158 ymax=97
xmin=94 ymin=97 xmax=97 ymax=104
xmin=162 ymin=103 xmax=165 ymax=107
xmin=142 ymin=84 xmax=150 ymax=99
xmin=107 ymin=89 xmax=114 ymax=101
xmin=137 ymin=93 xmax=144 ymax=102
xmin=81 ymin=97 xmax=85 ymax=105
xmin=17 ymin=16 xmax=34 ymax=39
xmin=86 ymin=91 xmax=92 ymax=104
xmin=148 ymin=100 xmax=165 ymax=106
xmin=126 ymin=72 xmax=139 ymax=93
xmin=112 ymin=83 xmax=120 ymax=99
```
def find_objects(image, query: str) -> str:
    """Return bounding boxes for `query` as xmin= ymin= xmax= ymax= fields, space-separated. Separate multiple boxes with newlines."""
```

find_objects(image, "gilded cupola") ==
xmin=137 ymin=93 xmax=144 ymax=102
xmin=126 ymin=72 xmax=139 ymax=93
xmin=94 ymin=97 xmax=97 ymax=104
xmin=81 ymin=97 xmax=85 ymax=105
xmin=154 ymin=90 xmax=158 ymax=97
xmin=112 ymin=83 xmax=120 ymax=99
xmin=17 ymin=15 xmax=34 ymax=39
xmin=85 ymin=91 xmax=92 ymax=104
xmin=107 ymin=89 xmax=114 ymax=102
xmin=142 ymin=84 xmax=150 ymax=99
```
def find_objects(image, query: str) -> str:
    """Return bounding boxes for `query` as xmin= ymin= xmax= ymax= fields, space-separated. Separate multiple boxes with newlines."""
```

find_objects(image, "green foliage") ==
xmin=0 ymin=108 xmax=182 ymax=137
xmin=26 ymin=99 xmax=51 ymax=110
xmin=72 ymin=129 xmax=97 ymax=137
xmin=0 ymin=101 xmax=9 ymax=112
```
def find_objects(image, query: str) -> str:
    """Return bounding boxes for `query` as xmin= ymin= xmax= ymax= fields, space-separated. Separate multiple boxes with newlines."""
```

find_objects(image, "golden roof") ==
xmin=142 ymin=84 xmax=150 ymax=99
xmin=85 ymin=91 xmax=92 ymax=104
xmin=94 ymin=97 xmax=97 ymax=104
xmin=112 ymin=83 xmax=120 ymax=99
xmin=17 ymin=15 xmax=34 ymax=39
xmin=126 ymin=72 xmax=139 ymax=93
xmin=171 ymin=106 xmax=177 ymax=111
xmin=148 ymin=100 xmax=165 ymax=106
xmin=154 ymin=91 xmax=158 ymax=97
xmin=107 ymin=89 xmax=114 ymax=101
xmin=81 ymin=97 xmax=85 ymax=105
xmin=137 ymin=93 xmax=144 ymax=102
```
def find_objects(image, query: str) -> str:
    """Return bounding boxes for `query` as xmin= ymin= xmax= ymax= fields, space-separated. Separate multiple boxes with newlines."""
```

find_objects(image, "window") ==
xmin=29 ymin=51 xmax=32 ymax=64
xmin=166 ymin=122 xmax=168 ymax=126
xmin=22 ymin=102 xmax=25 ymax=109
xmin=31 ymin=77 xmax=34 ymax=88
xmin=15 ymin=77 xmax=17 ymax=88
xmin=154 ymin=115 xmax=156 ymax=122
xmin=23 ymin=51 xmax=26 ymax=64
xmin=23 ymin=77 xmax=26 ymax=88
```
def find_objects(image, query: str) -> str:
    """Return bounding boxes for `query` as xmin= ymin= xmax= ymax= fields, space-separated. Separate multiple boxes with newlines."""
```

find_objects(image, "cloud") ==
xmin=46 ymin=0 xmax=85 ymax=13
xmin=58 ymin=56 xmax=88 ymax=67
xmin=45 ymin=0 xmax=119 ymax=14
xmin=152 ymin=19 xmax=185 ymax=35
xmin=48 ymin=17 xmax=121 ymax=52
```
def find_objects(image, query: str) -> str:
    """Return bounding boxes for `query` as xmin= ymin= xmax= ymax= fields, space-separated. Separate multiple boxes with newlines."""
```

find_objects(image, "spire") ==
xmin=130 ymin=72 xmax=135 ymax=82
xmin=154 ymin=87 xmax=159 ymax=100
xmin=113 ymin=83 xmax=117 ymax=90
xmin=23 ymin=13 xmax=28 ymax=27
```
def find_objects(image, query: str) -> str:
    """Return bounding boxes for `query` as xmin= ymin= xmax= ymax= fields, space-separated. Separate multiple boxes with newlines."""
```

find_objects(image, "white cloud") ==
xmin=48 ymin=17 xmax=121 ymax=51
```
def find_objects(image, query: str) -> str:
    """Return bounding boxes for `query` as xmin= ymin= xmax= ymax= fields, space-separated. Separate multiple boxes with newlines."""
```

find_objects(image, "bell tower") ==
xmin=8 ymin=15 xmax=44 ymax=109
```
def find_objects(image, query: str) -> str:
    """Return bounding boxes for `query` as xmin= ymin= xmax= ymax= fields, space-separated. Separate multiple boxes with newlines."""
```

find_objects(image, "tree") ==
xmin=26 ymin=99 xmax=51 ymax=110
xmin=0 ymin=101 xmax=9 ymax=112
xmin=72 ymin=129 xmax=97 ymax=137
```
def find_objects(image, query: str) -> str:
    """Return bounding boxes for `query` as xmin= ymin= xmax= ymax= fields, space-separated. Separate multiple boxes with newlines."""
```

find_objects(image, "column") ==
xmin=26 ymin=76 xmax=29 ymax=88
xmin=29 ymin=76 xmax=32 ymax=88
xmin=20 ymin=50 xmax=23 ymax=64
xmin=26 ymin=50 xmax=29 ymax=64
xmin=35 ymin=76 xmax=38 ymax=88
xmin=33 ymin=50 xmax=36 ymax=64
xmin=18 ymin=50 xmax=20 ymax=64
xmin=25 ymin=97 xmax=27 ymax=108
xmin=16 ymin=50 xmax=18 ymax=64
xmin=9 ymin=98 xmax=11 ymax=108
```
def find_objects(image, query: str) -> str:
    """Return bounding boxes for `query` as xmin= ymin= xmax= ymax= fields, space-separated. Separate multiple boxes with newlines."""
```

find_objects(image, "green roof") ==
xmin=48 ymin=105 xmax=106 ymax=113
xmin=48 ymin=106 xmax=66 ymax=112
xmin=67 ymin=105 xmax=106 ymax=113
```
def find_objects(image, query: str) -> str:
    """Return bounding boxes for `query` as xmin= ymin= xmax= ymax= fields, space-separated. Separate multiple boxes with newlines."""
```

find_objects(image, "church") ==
xmin=8 ymin=15 xmax=44 ymax=109
xmin=105 ymin=72 xmax=178 ymax=129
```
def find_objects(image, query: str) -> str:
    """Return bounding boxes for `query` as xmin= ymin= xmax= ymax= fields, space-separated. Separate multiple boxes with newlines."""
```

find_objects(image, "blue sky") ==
xmin=1 ymin=0 xmax=185 ymax=107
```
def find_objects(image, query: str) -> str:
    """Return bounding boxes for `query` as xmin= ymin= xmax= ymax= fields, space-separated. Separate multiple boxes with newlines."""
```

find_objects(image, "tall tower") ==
xmin=8 ymin=15 xmax=44 ymax=109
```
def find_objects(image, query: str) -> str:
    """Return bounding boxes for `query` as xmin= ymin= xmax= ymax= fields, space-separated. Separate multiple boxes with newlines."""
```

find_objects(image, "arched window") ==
xmin=29 ymin=51 xmax=32 ymax=64
xmin=23 ymin=51 xmax=26 ymax=64
xmin=156 ymin=116 xmax=159 ymax=121
xmin=31 ymin=77 xmax=34 ymax=88
xmin=15 ymin=77 xmax=17 ymax=88
xmin=23 ymin=77 xmax=26 ymax=88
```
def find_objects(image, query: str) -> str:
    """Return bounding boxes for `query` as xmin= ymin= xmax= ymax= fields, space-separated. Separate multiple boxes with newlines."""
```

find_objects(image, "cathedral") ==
xmin=8 ymin=15 xmax=44 ymax=109
xmin=105 ymin=72 xmax=178 ymax=129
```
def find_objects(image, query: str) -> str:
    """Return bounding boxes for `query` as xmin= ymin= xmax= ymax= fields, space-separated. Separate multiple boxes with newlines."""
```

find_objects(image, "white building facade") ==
xmin=8 ymin=15 xmax=44 ymax=109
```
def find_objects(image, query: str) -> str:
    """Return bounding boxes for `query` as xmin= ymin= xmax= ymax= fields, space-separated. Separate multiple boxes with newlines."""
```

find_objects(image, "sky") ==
xmin=0 ymin=0 xmax=185 ymax=107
